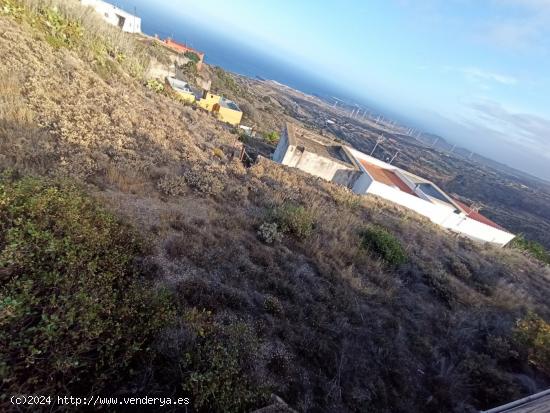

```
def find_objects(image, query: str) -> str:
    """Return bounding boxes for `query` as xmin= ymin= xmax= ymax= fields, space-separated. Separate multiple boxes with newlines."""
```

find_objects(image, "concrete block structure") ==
xmin=81 ymin=0 xmax=141 ymax=33
xmin=273 ymin=123 xmax=515 ymax=246
xmin=272 ymin=123 xmax=360 ymax=187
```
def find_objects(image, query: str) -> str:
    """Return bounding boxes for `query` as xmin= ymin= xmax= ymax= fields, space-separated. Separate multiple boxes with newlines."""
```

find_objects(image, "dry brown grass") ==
xmin=2 ymin=8 xmax=550 ymax=413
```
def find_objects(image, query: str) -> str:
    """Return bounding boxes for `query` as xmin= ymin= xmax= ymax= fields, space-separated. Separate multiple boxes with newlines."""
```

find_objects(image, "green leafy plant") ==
xmin=146 ymin=78 xmax=165 ymax=93
xmin=262 ymin=131 xmax=280 ymax=144
xmin=270 ymin=202 xmax=315 ymax=240
xmin=39 ymin=6 xmax=83 ymax=49
xmin=510 ymin=235 xmax=550 ymax=264
xmin=0 ymin=175 xmax=173 ymax=395
xmin=360 ymin=225 xmax=407 ymax=266
xmin=181 ymin=309 xmax=268 ymax=413
xmin=514 ymin=312 xmax=550 ymax=374
xmin=184 ymin=50 xmax=200 ymax=63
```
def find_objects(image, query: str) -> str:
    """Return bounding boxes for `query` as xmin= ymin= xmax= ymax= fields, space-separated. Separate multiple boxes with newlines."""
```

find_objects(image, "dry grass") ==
xmin=1 ymin=7 xmax=550 ymax=413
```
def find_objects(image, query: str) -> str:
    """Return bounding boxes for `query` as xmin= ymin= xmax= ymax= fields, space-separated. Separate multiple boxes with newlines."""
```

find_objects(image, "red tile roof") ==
xmin=163 ymin=39 xmax=205 ymax=58
xmin=453 ymin=199 xmax=506 ymax=231
xmin=360 ymin=160 xmax=418 ymax=197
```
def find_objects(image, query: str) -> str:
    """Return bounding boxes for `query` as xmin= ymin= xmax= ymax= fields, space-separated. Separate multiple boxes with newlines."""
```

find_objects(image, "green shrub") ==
xmin=514 ymin=312 xmax=550 ymax=374
xmin=510 ymin=235 xmax=550 ymax=265
xmin=271 ymin=202 xmax=315 ymax=240
xmin=146 ymin=78 xmax=165 ymax=93
xmin=39 ymin=6 xmax=83 ymax=49
xmin=181 ymin=310 xmax=268 ymax=413
xmin=264 ymin=295 xmax=283 ymax=315
xmin=184 ymin=50 xmax=200 ymax=63
xmin=0 ymin=175 xmax=173 ymax=396
xmin=360 ymin=225 xmax=407 ymax=266
xmin=262 ymin=131 xmax=280 ymax=144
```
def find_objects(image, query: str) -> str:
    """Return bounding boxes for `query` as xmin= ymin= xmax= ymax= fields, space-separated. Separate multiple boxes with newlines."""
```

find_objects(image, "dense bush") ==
xmin=180 ymin=310 xmax=268 ymax=413
xmin=184 ymin=50 xmax=200 ymax=63
xmin=360 ymin=225 xmax=407 ymax=266
xmin=510 ymin=235 xmax=550 ymax=265
xmin=270 ymin=202 xmax=315 ymax=240
xmin=514 ymin=312 xmax=550 ymax=375
xmin=262 ymin=131 xmax=280 ymax=144
xmin=0 ymin=175 xmax=173 ymax=396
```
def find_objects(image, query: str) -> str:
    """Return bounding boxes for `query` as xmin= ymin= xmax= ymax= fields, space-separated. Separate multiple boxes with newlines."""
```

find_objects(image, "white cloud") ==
xmin=466 ymin=100 xmax=550 ymax=153
xmin=460 ymin=67 xmax=518 ymax=85
xmin=480 ymin=0 xmax=550 ymax=51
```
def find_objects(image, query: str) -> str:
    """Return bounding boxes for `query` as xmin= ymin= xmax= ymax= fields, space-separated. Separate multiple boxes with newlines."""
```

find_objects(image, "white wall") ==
xmin=81 ymin=0 xmax=141 ymax=33
xmin=367 ymin=181 xmax=458 ymax=226
xmin=454 ymin=217 xmax=516 ymax=246
xmin=275 ymin=136 xmax=515 ymax=247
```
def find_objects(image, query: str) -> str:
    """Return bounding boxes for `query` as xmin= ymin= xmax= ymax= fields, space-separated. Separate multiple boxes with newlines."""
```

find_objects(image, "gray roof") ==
xmin=286 ymin=123 xmax=356 ymax=168
xmin=220 ymin=97 xmax=241 ymax=111
xmin=166 ymin=76 xmax=193 ymax=94
xmin=481 ymin=389 xmax=550 ymax=413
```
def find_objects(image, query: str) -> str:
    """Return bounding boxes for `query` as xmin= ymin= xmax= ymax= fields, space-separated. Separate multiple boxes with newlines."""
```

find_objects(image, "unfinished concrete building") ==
xmin=273 ymin=123 xmax=515 ymax=246
xmin=272 ymin=123 xmax=359 ymax=187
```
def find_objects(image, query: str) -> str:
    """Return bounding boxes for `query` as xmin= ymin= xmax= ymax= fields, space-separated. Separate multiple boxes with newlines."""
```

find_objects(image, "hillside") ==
xmin=1 ymin=1 xmax=550 ymax=412
xmin=205 ymin=75 xmax=550 ymax=251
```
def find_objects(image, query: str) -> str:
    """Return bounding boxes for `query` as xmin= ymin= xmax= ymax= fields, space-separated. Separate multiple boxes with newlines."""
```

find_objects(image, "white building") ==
xmin=273 ymin=123 xmax=515 ymax=247
xmin=81 ymin=0 xmax=141 ymax=33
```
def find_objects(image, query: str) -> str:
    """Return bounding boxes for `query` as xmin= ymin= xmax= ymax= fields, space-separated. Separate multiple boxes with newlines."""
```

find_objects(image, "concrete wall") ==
xmin=273 ymin=134 xmax=357 ymax=185
xmin=352 ymin=172 xmax=374 ymax=194
xmin=272 ymin=132 xmax=289 ymax=163
xmin=81 ymin=0 xmax=141 ymax=33
xmin=288 ymin=149 xmax=355 ymax=183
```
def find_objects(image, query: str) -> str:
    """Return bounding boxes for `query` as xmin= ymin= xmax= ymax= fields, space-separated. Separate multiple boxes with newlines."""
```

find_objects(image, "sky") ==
xmin=114 ymin=0 xmax=550 ymax=180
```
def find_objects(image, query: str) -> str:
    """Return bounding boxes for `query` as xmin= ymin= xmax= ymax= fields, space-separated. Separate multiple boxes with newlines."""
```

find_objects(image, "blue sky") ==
xmin=115 ymin=0 xmax=550 ymax=180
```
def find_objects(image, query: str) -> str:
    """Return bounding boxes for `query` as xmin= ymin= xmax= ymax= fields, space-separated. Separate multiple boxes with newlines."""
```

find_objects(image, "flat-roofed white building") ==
xmin=273 ymin=123 xmax=515 ymax=247
xmin=81 ymin=0 xmax=141 ymax=33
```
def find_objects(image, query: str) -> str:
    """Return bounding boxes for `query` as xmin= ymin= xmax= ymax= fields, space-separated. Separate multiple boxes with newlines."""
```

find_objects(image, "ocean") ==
xmin=111 ymin=0 xmax=342 ymax=99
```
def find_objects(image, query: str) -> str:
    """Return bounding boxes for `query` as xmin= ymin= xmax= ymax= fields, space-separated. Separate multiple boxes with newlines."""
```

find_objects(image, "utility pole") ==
xmin=431 ymin=137 xmax=439 ymax=148
xmin=389 ymin=150 xmax=399 ymax=164
xmin=371 ymin=135 xmax=384 ymax=156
